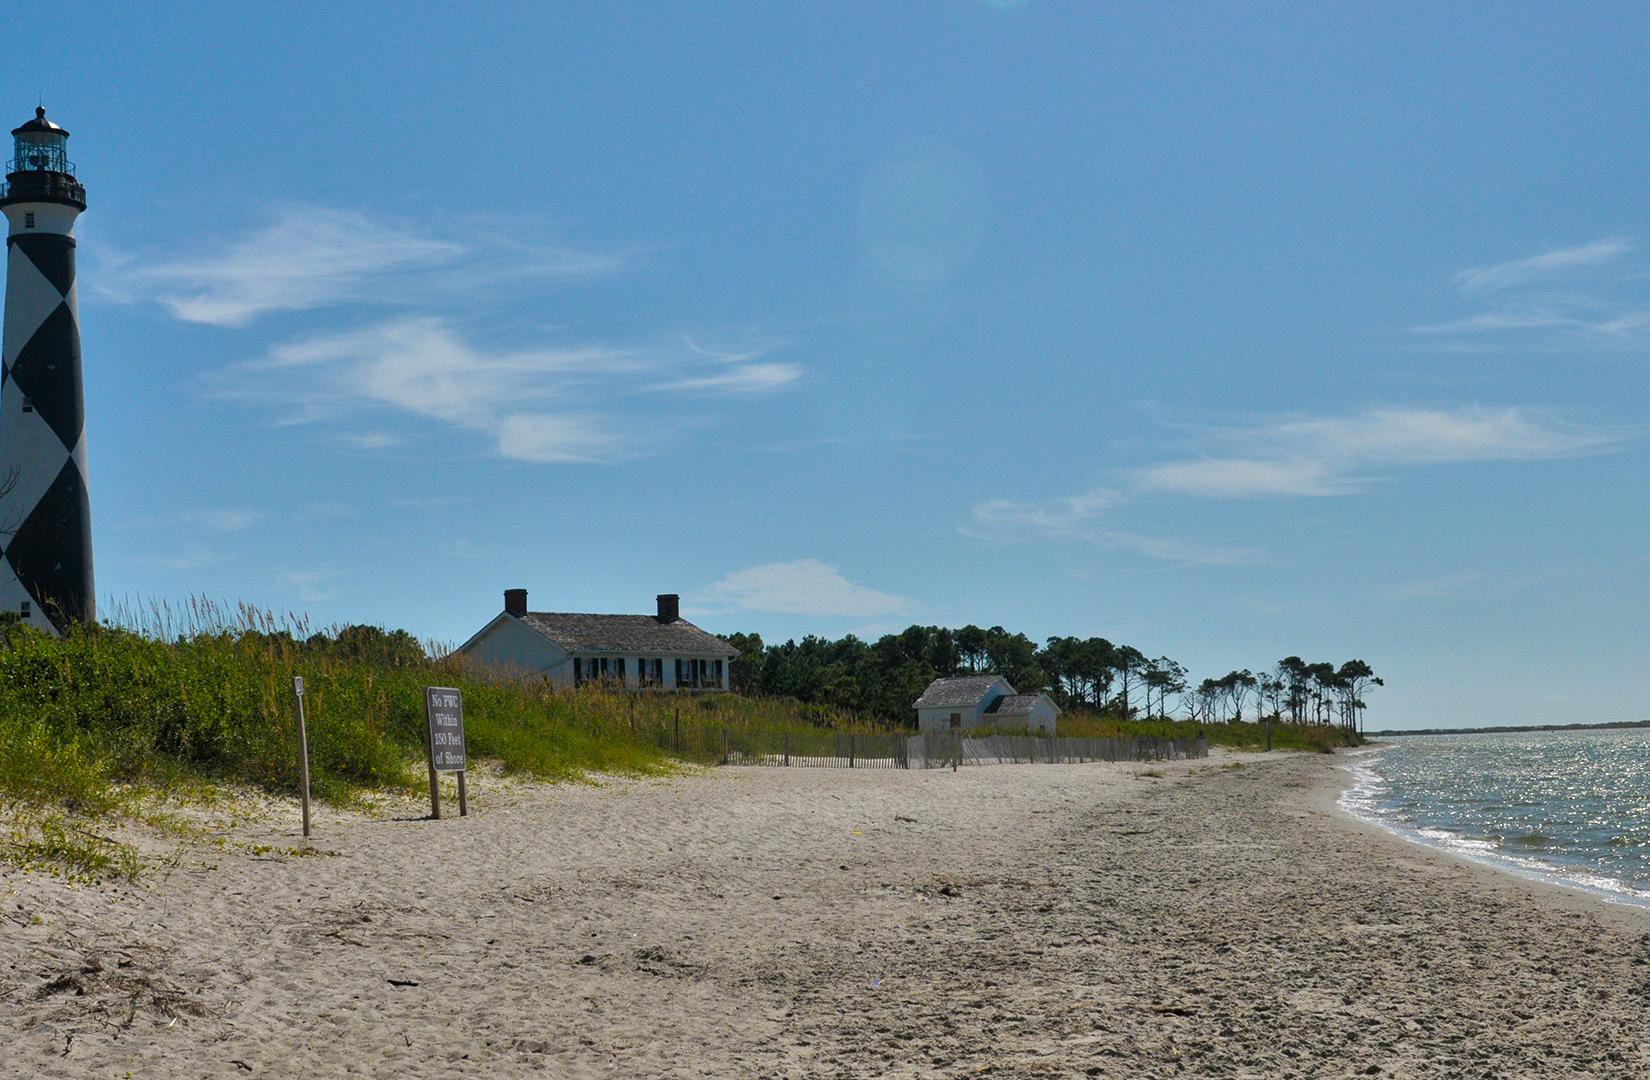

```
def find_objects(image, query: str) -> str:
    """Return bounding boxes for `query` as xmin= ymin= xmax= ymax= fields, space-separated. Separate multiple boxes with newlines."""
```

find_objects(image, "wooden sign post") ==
xmin=950 ymin=713 xmax=962 ymax=773
xmin=292 ymin=676 xmax=312 ymax=837
xmin=423 ymin=686 xmax=468 ymax=819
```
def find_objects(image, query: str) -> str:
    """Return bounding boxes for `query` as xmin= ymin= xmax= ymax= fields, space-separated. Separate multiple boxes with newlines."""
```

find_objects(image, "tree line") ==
xmin=723 ymin=625 xmax=1379 ymax=731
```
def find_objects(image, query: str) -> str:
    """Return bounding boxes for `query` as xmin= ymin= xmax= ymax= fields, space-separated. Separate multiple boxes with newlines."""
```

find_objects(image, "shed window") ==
xmin=19 ymin=601 xmax=30 ymax=618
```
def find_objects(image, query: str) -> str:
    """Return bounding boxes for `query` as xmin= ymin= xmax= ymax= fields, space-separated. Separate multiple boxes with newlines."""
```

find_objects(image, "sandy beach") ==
xmin=7 ymin=750 xmax=1650 ymax=1078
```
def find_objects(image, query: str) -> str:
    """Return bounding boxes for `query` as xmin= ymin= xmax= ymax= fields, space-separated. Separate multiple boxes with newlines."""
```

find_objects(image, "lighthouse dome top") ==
xmin=12 ymin=107 xmax=68 ymax=139
xmin=1 ymin=105 xmax=85 ymax=211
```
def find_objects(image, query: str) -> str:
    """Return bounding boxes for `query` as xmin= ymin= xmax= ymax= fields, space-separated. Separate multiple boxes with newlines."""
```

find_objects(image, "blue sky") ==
xmin=9 ymin=2 xmax=1646 ymax=727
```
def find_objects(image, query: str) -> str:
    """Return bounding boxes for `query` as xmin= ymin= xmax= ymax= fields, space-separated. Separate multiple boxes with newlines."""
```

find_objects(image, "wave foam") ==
xmin=1336 ymin=748 xmax=1650 ymax=911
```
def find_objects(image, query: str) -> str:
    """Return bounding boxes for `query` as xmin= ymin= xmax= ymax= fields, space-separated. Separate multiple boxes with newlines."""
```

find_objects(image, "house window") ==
xmin=712 ymin=659 xmax=723 ymax=686
xmin=615 ymin=658 xmax=626 ymax=682
xmin=20 ymin=396 xmax=31 ymax=414
xmin=23 ymin=213 xmax=34 ymax=229
xmin=676 ymin=659 xmax=709 ymax=688
xmin=19 ymin=601 xmax=29 ymax=618
xmin=639 ymin=658 xmax=662 ymax=687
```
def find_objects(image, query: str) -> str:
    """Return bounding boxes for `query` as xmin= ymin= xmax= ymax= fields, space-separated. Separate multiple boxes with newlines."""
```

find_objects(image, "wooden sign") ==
xmin=425 ymin=687 xmax=466 ymax=771
xmin=423 ymin=687 xmax=468 ymax=818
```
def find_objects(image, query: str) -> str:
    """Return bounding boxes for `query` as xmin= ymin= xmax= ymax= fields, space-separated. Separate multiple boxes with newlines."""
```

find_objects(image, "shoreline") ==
xmin=8 ymin=751 xmax=1650 ymax=1077
xmin=1327 ymin=742 xmax=1650 ymax=917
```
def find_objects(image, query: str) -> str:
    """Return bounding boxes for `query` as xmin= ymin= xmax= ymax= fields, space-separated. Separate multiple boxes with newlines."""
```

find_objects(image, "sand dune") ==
xmin=6 ymin=751 xmax=1650 ymax=1078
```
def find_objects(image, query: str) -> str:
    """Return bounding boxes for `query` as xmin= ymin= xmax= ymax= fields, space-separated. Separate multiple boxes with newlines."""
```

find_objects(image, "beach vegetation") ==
xmin=727 ymin=624 xmax=1380 ymax=735
xmin=0 ymin=598 xmax=1369 ymax=880
xmin=0 ymin=598 xmax=871 ymax=880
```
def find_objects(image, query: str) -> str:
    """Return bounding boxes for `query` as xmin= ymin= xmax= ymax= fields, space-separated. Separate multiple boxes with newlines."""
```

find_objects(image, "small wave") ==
xmin=1338 ymin=746 xmax=1650 ymax=910
xmin=1503 ymin=832 xmax=1551 ymax=849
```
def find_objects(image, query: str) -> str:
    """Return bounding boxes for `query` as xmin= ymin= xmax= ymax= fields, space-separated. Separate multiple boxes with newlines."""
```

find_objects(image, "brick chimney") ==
xmin=504 ymin=588 xmax=528 ymax=617
xmin=656 ymin=593 xmax=679 ymax=623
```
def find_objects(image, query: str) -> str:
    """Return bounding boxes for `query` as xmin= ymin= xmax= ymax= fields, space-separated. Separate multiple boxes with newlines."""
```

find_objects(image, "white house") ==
xmin=456 ymin=589 xmax=738 ymax=691
xmin=913 ymin=675 xmax=1061 ymax=734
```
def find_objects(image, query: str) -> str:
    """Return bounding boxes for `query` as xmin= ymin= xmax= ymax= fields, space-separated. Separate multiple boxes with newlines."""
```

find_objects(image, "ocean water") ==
xmin=1341 ymin=727 xmax=1650 ymax=907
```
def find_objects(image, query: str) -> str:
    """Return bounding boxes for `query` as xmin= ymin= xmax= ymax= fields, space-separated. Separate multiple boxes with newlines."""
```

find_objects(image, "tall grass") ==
xmin=1055 ymin=709 xmax=1361 ymax=752
xmin=0 ymin=598 xmax=880 ymax=878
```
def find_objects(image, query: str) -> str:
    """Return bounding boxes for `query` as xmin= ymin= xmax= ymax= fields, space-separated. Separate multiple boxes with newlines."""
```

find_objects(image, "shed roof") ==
xmin=913 ymin=675 xmax=1012 ymax=709
xmin=517 ymin=612 xmax=736 ymax=656
xmin=983 ymin=693 xmax=1060 ymax=716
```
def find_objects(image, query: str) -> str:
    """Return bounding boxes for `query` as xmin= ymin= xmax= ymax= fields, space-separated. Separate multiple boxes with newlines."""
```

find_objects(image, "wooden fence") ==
xmin=718 ymin=730 xmax=1207 ymax=770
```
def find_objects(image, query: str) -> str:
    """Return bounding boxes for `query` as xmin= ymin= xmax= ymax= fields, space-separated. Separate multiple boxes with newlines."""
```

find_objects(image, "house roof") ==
xmin=517 ymin=612 xmax=736 ymax=656
xmin=913 ymin=675 xmax=1012 ymax=709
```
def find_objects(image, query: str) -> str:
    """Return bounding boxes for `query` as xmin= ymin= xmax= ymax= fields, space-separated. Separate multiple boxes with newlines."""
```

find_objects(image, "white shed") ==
xmin=912 ymin=675 xmax=1060 ymax=734
xmin=982 ymin=693 xmax=1060 ymax=734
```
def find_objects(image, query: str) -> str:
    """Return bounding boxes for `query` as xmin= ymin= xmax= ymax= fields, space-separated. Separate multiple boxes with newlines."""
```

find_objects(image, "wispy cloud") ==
xmin=283 ymin=568 xmax=339 ymax=603
xmin=1413 ymin=237 xmax=1647 ymax=345
xmin=155 ymin=544 xmax=220 ymax=572
xmin=339 ymin=431 xmax=402 ymax=450
xmin=963 ymin=486 xmax=1257 ymax=564
xmin=1454 ymin=238 xmax=1634 ymax=294
xmin=696 ymin=559 xmax=912 ymax=618
xmin=1382 ymin=572 xmax=1482 ymax=602
xmin=967 ymin=486 xmax=1120 ymax=536
xmin=180 ymin=509 xmax=262 ymax=532
xmin=1138 ymin=406 xmax=1618 ymax=498
xmin=1097 ymin=530 xmax=1261 ymax=565
xmin=1136 ymin=457 xmax=1346 ymax=498
xmin=99 ymin=207 xmax=627 ymax=327
xmin=966 ymin=405 xmax=1622 ymax=557
xmin=216 ymin=317 xmax=801 ymax=463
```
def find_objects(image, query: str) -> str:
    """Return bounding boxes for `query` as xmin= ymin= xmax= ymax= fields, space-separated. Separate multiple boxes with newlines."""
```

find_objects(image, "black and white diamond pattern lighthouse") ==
xmin=0 ymin=108 xmax=92 ymax=633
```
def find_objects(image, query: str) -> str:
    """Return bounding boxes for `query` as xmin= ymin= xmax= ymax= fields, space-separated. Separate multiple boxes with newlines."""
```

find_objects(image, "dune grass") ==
xmin=1055 ymin=710 xmax=1362 ymax=752
xmin=0 ymin=599 xmax=875 ymax=880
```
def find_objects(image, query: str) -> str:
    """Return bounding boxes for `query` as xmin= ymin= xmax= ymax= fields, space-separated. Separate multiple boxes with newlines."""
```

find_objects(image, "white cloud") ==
xmin=652 ymin=362 xmax=802 ymax=394
xmin=283 ymin=569 xmax=338 ymax=603
xmin=963 ymin=486 xmax=1256 ymax=564
xmin=1455 ymin=238 xmax=1633 ymax=294
xmin=100 ymin=206 xmax=626 ymax=327
xmin=1265 ymin=407 xmax=1612 ymax=464
xmin=965 ymin=405 xmax=1621 ymax=558
xmin=697 ymin=560 xmax=912 ymax=618
xmin=1137 ymin=458 xmax=1347 ymax=498
xmin=180 ymin=509 xmax=262 ymax=532
xmin=339 ymin=431 xmax=402 ymax=450
xmin=157 ymin=544 xmax=219 ymax=572
xmin=1096 ymin=530 xmax=1261 ymax=566
xmin=967 ymin=486 xmax=1120 ymax=534
xmin=1414 ymin=237 xmax=1647 ymax=346
xmin=217 ymin=318 xmax=801 ymax=463
xmin=1139 ymin=407 xmax=1618 ymax=498
xmin=496 ymin=414 xmax=629 ymax=464
xmin=1383 ymin=573 xmax=1482 ymax=602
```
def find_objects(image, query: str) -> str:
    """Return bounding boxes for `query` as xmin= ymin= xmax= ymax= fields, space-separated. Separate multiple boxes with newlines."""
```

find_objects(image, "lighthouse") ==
xmin=0 ymin=107 xmax=92 ymax=633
